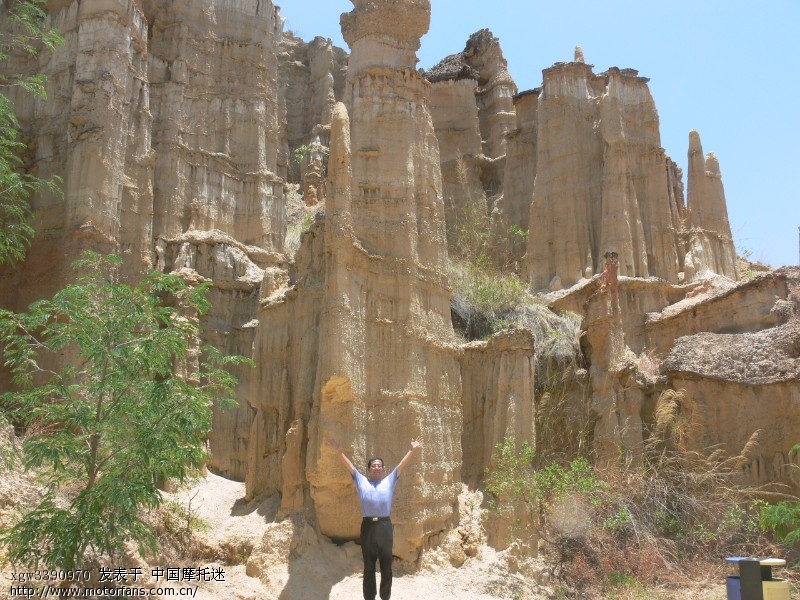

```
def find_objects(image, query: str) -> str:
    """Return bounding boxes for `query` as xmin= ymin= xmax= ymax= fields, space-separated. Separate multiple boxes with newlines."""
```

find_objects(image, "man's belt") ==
xmin=363 ymin=516 xmax=391 ymax=522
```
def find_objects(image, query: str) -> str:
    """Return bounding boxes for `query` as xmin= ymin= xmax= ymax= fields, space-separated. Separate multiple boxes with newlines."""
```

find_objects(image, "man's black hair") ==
xmin=367 ymin=456 xmax=384 ymax=469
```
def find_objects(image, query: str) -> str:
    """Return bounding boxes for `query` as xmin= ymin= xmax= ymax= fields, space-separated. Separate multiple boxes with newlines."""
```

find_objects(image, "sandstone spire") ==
xmin=684 ymin=130 xmax=738 ymax=280
xmin=278 ymin=32 xmax=348 ymax=185
xmin=248 ymin=0 xmax=462 ymax=562
xmin=425 ymin=29 xmax=518 ymax=255
xmin=313 ymin=0 xmax=461 ymax=561
xmin=525 ymin=61 xmax=682 ymax=290
xmin=341 ymin=0 xmax=430 ymax=70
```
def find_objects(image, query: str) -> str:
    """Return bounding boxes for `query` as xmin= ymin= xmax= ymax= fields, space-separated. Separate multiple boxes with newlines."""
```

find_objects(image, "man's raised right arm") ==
xmin=329 ymin=438 xmax=355 ymax=477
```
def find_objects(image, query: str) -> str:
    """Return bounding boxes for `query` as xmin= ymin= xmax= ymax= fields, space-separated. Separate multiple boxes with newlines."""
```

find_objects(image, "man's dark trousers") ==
xmin=360 ymin=517 xmax=393 ymax=600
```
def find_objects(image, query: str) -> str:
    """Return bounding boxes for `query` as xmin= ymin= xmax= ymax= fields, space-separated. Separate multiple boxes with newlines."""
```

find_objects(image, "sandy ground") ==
xmin=167 ymin=472 xmax=555 ymax=600
xmin=165 ymin=472 xmax=731 ymax=600
xmin=0 ymin=466 xmax=733 ymax=600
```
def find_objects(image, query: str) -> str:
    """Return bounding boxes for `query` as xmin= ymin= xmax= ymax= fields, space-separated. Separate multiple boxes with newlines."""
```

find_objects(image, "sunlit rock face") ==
xmin=248 ymin=0 xmax=462 ymax=562
xmin=0 ymin=0 xmax=285 ymax=307
xmin=314 ymin=0 xmax=463 ymax=561
xmin=425 ymin=29 xmax=517 ymax=255
xmin=3 ymin=0 xmax=791 ymax=553
xmin=524 ymin=61 xmax=686 ymax=292
xmin=0 ymin=1 xmax=286 ymax=452
xmin=683 ymin=130 xmax=738 ymax=282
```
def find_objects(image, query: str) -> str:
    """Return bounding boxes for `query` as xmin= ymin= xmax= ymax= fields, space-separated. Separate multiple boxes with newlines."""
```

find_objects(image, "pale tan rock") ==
xmin=425 ymin=30 xmax=517 ymax=257
xmin=279 ymin=33 xmax=347 ymax=184
xmin=429 ymin=78 xmax=483 ymax=164
xmin=2 ymin=0 xmax=797 ymax=563
xmin=663 ymin=318 xmax=800 ymax=486
xmin=464 ymin=29 xmax=518 ymax=161
xmin=526 ymin=61 xmax=683 ymax=291
xmin=246 ymin=216 xmax=326 ymax=503
xmin=157 ymin=229 xmax=269 ymax=481
xmin=0 ymin=0 xmax=286 ymax=307
xmin=341 ymin=0 xmax=430 ymax=71
xmin=684 ymin=130 xmax=738 ymax=281
xmin=497 ymin=89 xmax=539 ymax=259
xmin=460 ymin=330 xmax=536 ymax=487
xmin=428 ymin=77 xmax=484 ymax=244
xmin=248 ymin=0 xmax=463 ymax=562
xmin=554 ymin=268 xmax=799 ymax=468
xmin=146 ymin=0 xmax=285 ymax=251
xmin=306 ymin=1 xmax=464 ymax=555
xmin=645 ymin=271 xmax=791 ymax=356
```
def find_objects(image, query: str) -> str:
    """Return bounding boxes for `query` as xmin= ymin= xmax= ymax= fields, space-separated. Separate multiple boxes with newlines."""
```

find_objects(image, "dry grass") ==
xmin=528 ymin=388 xmax=800 ymax=597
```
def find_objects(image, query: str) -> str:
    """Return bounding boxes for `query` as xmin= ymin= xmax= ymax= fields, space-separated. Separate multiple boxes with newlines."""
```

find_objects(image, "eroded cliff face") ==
xmin=525 ymin=62 xmax=679 ymax=290
xmin=424 ymin=40 xmax=737 ymax=291
xmin=459 ymin=330 xmax=535 ymax=488
xmin=0 ymin=0 xmax=287 ymax=479
xmin=278 ymin=32 xmax=347 ymax=187
xmin=157 ymin=230 xmax=281 ymax=481
xmin=316 ymin=0 xmax=463 ymax=557
xmin=500 ymin=89 xmax=539 ymax=252
xmin=0 ymin=0 xmax=285 ymax=306
xmin=520 ymin=57 xmax=737 ymax=291
xmin=661 ymin=272 xmax=799 ymax=486
xmin=425 ymin=30 xmax=516 ymax=254
xmin=548 ymin=267 xmax=799 ymax=478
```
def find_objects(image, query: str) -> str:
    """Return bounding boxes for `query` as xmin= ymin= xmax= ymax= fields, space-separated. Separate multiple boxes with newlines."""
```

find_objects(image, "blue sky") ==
xmin=279 ymin=0 xmax=799 ymax=269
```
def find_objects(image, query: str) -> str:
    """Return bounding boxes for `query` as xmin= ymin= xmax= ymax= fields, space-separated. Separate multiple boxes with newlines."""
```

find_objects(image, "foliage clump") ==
xmin=449 ymin=255 xmax=530 ymax=339
xmin=0 ymin=251 xmax=251 ymax=570
xmin=0 ymin=0 xmax=65 ymax=266
xmin=446 ymin=162 xmax=537 ymax=339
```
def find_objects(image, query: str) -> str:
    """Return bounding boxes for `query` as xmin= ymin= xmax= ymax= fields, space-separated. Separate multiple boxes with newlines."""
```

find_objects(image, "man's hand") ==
xmin=398 ymin=436 xmax=423 ymax=476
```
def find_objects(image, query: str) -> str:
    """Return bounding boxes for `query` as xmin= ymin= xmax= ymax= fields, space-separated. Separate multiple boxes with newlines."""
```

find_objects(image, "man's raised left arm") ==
xmin=397 ymin=437 xmax=423 ymax=477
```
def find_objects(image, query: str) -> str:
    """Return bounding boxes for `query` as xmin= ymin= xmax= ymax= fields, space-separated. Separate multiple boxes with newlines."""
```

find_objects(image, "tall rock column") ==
xmin=466 ymin=29 xmax=517 ymax=161
xmin=527 ymin=62 xmax=602 ymax=291
xmin=501 ymin=89 xmax=540 ymax=241
xmin=427 ymin=72 xmax=483 ymax=252
xmin=525 ymin=60 xmax=685 ymax=291
xmin=306 ymin=0 xmax=462 ymax=562
xmin=685 ymin=130 xmax=738 ymax=280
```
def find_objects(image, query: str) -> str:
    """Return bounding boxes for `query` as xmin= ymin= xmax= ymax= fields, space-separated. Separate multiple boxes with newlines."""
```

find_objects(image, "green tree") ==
xmin=484 ymin=437 xmax=602 ymax=548
xmin=0 ymin=251 xmax=252 ymax=569
xmin=484 ymin=437 xmax=539 ymax=541
xmin=0 ymin=0 xmax=64 ymax=265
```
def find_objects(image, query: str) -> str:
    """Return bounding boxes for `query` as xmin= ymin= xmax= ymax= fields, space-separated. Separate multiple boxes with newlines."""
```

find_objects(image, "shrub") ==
xmin=449 ymin=255 xmax=530 ymax=339
xmin=0 ymin=251 xmax=251 ymax=570
xmin=484 ymin=432 xmax=785 ymax=595
xmin=484 ymin=439 xmax=604 ymax=548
